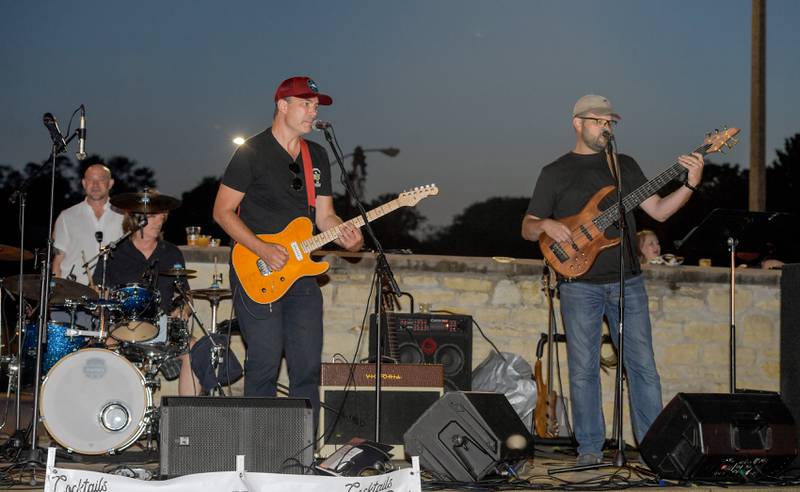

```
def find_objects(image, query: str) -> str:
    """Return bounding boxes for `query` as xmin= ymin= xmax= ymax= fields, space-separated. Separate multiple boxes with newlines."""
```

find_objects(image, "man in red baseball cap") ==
xmin=214 ymin=76 xmax=362 ymax=427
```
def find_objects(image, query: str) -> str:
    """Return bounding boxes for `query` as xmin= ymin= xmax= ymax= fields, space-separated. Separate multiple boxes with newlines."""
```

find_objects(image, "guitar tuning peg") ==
xmin=706 ymin=132 xmax=711 ymax=138
xmin=714 ymin=129 xmax=719 ymax=134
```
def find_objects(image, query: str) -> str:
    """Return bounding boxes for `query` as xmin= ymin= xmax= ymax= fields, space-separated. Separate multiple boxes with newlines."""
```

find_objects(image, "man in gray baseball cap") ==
xmin=522 ymin=94 xmax=704 ymax=465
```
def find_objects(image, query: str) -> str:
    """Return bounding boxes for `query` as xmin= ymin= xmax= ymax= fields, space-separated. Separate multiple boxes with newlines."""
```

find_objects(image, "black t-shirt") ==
xmin=93 ymin=238 xmax=189 ymax=312
xmin=221 ymin=127 xmax=333 ymax=234
xmin=526 ymin=151 xmax=648 ymax=283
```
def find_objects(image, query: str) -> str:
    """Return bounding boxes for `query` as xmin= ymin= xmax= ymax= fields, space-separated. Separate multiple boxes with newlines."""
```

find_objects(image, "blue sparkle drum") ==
xmin=22 ymin=321 xmax=88 ymax=375
xmin=110 ymin=283 xmax=161 ymax=342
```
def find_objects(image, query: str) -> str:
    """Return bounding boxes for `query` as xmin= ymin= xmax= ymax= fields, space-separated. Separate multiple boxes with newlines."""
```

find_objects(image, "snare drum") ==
xmin=110 ymin=283 xmax=161 ymax=342
xmin=40 ymin=348 xmax=151 ymax=454
xmin=122 ymin=316 xmax=190 ymax=361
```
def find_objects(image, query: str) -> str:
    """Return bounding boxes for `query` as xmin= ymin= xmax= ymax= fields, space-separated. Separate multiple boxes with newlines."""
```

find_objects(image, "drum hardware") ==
xmin=173 ymin=281 xmax=233 ymax=395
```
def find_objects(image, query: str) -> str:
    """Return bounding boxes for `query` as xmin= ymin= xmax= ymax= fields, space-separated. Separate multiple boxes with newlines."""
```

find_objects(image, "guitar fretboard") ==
xmin=300 ymin=200 xmax=401 ymax=253
xmin=593 ymin=143 xmax=711 ymax=231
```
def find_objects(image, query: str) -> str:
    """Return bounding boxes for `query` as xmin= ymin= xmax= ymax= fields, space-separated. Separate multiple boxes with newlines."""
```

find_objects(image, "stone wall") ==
xmin=177 ymin=247 xmax=782 ymax=443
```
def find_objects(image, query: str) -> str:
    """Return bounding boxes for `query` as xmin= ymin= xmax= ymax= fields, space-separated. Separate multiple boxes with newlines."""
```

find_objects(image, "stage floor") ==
xmin=1 ymin=394 xmax=798 ymax=491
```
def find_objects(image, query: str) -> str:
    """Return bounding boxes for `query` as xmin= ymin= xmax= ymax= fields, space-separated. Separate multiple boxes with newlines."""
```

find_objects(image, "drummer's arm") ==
xmin=52 ymin=248 xmax=65 ymax=278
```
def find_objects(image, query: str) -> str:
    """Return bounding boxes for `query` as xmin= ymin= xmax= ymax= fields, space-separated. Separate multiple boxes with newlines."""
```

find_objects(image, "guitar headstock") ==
xmin=397 ymin=184 xmax=439 ymax=207
xmin=703 ymin=127 xmax=740 ymax=155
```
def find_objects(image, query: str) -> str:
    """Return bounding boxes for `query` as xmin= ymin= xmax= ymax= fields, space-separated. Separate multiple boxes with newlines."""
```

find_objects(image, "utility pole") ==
xmin=750 ymin=0 xmax=766 ymax=211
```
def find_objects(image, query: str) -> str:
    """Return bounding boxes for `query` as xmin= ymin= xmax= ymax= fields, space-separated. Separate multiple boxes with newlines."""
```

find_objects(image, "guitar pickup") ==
xmin=579 ymin=225 xmax=593 ymax=241
xmin=549 ymin=242 xmax=569 ymax=262
xmin=256 ymin=258 xmax=273 ymax=276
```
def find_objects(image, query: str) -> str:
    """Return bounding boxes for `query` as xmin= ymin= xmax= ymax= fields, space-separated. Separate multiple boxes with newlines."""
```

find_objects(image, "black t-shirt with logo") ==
xmin=526 ymin=151 xmax=648 ymax=283
xmin=222 ymin=127 xmax=333 ymax=234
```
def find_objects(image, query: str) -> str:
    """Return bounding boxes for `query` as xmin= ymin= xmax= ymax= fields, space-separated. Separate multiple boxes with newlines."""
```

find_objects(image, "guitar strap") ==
xmin=299 ymin=138 xmax=316 ymax=214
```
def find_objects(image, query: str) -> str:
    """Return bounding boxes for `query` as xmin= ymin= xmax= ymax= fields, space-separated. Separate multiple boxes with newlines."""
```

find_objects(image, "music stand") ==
xmin=675 ymin=208 xmax=792 ymax=393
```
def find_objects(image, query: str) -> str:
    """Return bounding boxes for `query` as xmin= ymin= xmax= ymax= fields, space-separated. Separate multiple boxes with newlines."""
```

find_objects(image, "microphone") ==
xmin=312 ymin=119 xmax=332 ymax=131
xmin=76 ymin=105 xmax=87 ymax=160
xmin=602 ymin=129 xmax=615 ymax=141
xmin=95 ymin=231 xmax=103 ymax=245
xmin=43 ymin=112 xmax=67 ymax=152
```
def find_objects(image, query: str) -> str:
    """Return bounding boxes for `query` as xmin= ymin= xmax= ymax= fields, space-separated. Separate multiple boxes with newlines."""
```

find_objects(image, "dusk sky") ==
xmin=2 ymin=1 xmax=798 ymax=227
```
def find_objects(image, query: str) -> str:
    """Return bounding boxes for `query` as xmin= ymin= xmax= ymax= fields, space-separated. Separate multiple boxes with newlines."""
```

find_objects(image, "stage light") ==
xmin=232 ymin=136 xmax=245 ymax=146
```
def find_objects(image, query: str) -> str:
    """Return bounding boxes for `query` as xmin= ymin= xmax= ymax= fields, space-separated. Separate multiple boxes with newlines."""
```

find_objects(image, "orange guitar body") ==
xmin=539 ymin=185 xmax=621 ymax=279
xmin=231 ymin=217 xmax=328 ymax=304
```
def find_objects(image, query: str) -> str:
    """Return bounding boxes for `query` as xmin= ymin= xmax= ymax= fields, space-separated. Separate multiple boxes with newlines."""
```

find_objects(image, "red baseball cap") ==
xmin=274 ymin=76 xmax=333 ymax=105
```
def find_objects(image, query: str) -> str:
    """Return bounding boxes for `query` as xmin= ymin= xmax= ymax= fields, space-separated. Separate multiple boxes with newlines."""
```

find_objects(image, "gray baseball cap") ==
xmin=572 ymin=94 xmax=621 ymax=120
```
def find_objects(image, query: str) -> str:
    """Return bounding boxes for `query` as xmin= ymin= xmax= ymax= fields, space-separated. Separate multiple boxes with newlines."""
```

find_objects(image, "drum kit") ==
xmin=0 ymin=191 xmax=234 ymax=456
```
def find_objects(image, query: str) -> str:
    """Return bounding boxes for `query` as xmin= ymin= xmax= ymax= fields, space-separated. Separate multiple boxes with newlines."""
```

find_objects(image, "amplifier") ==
xmin=319 ymin=363 xmax=444 ymax=459
xmin=369 ymin=312 xmax=473 ymax=391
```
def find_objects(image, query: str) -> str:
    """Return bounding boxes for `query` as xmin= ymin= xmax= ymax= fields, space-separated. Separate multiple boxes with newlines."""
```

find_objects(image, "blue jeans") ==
xmin=230 ymin=271 xmax=323 ymax=426
xmin=558 ymin=274 xmax=662 ymax=455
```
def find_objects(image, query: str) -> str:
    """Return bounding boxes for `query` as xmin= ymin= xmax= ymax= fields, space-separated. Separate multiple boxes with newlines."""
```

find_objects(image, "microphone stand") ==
xmin=550 ymin=131 xmax=632 ymax=475
xmin=320 ymin=126 xmax=402 ymax=442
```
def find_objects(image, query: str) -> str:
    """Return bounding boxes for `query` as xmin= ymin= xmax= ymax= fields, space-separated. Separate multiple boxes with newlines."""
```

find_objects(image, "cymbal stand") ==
xmin=172 ymin=282 xmax=226 ymax=395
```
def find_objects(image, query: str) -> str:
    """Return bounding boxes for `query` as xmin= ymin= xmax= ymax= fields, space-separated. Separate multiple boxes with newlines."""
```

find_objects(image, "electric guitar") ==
xmin=232 ymin=184 xmax=439 ymax=304
xmin=539 ymin=127 xmax=740 ymax=278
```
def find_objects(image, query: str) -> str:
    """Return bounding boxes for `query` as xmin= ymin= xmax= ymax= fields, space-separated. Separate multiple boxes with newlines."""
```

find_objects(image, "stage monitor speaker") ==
xmin=781 ymin=263 xmax=800 ymax=468
xmin=640 ymin=393 xmax=798 ymax=481
xmin=160 ymin=396 xmax=313 ymax=478
xmin=369 ymin=312 xmax=472 ymax=391
xmin=403 ymin=391 xmax=536 ymax=482
xmin=319 ymin=362 xmax=443 ymax=459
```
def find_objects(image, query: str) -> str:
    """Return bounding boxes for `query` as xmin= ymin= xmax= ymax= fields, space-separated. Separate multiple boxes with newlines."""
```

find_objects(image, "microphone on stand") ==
xmin=312 ymin=119 xmax=333 ymax=131
xmin=76 ymin=105 xmax=87 ymax=161
xmin=95 ymin=231 xmax=103 ymax=249
xmin=43 ymin=112 xmax=67 ymax=152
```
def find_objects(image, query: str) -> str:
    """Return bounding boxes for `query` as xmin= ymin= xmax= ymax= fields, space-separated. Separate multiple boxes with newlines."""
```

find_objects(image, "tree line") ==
xmin=1 ymin=134 xmax=797 ymax=267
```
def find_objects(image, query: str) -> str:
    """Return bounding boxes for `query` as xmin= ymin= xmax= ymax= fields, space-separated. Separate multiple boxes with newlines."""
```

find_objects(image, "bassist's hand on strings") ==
xmin=257 ymin=241 xmax=289 ymax=271
xmin=677 ymin=152 xmax=705 ymax=187
xmin=540 ymin=218 xmax=572 ymax=244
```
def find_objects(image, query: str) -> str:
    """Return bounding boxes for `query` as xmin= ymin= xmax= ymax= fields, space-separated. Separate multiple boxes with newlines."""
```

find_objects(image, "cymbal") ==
xmin=110 ymin=190 xmax=181 ymax=214
xmin=0 ymin=244 xmax=33 ymax=261
xmin=162 ymin=268 xmax=197 ymax=277
xmin=5 ymin=274 xmax=97 ymax=304
xmin=191 ymin=287 xmax=232 ymax=301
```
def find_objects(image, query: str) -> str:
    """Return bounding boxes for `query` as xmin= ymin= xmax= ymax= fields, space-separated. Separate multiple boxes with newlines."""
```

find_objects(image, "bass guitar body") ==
xmin=539 ymin=185 xmax=620 ymax=279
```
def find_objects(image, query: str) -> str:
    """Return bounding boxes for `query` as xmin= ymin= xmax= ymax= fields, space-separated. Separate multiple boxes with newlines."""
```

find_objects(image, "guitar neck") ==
xmin=301 ymin=199 xmax=401 ymax=253
xmin=595 ymin=142 xmax=712 ymax=231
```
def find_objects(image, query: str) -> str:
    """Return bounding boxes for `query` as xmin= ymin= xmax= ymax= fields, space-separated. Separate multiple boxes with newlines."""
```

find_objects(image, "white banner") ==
xmin=44 ymin=448 xmax=421 ymax=492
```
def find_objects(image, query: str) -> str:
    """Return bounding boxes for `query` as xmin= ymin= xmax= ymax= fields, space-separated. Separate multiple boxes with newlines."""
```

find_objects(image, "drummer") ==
xmin=93 ymin=209 xmax=201 ymax=396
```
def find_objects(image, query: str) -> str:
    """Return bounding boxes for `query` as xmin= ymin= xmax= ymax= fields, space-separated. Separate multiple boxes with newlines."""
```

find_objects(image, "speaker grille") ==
xmin=369 ymin=313 xmax=472 ymax=391
xmin=160 ymin=397 xmax=313 ymax=477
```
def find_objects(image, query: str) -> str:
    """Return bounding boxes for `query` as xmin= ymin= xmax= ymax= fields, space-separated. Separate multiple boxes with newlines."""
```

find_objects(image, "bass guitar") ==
xmin=539 ymin=128 xmax=740 ymax=278
xmin=232 ymin=184 xmax=438 ymax=304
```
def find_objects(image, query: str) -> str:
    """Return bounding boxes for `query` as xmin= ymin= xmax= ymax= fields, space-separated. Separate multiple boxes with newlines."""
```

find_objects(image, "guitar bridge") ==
xmin=256 ymin=259 xmax=273 ymax=276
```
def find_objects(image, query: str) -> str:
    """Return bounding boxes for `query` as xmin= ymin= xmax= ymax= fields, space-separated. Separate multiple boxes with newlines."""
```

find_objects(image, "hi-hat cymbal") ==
xmin=0 ymin=245 xmax=33 ymax=261
xmin=110 ymin=190 xmax=181 ymax=214
xmin=191 ymin=287 xmax=232 ymax=301
xmin=5 ymin=274 xmax=97 ymax=304
xmin=162 ymin=268 xmax=197 ymax=277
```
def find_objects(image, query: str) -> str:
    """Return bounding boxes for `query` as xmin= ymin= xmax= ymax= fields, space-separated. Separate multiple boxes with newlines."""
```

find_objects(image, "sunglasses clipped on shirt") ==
xmin=288 ymin=162 xmax=303 ymax=191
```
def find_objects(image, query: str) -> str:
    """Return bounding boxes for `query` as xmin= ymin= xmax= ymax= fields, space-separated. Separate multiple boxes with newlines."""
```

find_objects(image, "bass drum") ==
xmin=40 ymin=348 xmax=151 ymax=454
